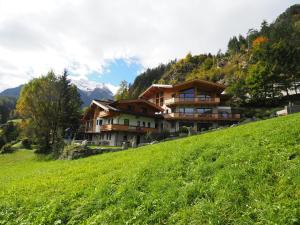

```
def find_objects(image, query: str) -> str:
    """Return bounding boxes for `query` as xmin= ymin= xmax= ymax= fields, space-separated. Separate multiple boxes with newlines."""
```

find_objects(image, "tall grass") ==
xmin=0 ymin=113 xmax=299 ymax=224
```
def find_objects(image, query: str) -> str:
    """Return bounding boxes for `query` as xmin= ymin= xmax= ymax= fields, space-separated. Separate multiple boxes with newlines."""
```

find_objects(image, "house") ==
xmin=81 ymin=79 xmax=240 ymax=146
xmin=81 ymin=99 xmax=163 ymax=146
xmin=139 ymin=79 xmax=240 ymax=133
xmin=276 ymin=102 xmax=300 ymax=116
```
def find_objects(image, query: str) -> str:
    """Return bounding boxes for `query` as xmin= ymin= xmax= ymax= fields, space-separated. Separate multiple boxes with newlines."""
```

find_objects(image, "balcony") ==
xmin=164 ymin=113 xmax=240 ymax=121
xmin=165 ymin=97 xmax=220 ymax=106
xmin=100 ymin=124 xmax=158 ymax=133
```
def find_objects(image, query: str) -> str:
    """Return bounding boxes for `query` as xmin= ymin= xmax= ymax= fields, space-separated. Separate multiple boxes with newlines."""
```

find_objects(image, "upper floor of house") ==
xmin=82 ymin=99 xmax=163 ymax=134
xmin=139 ymin=79 xmax=240 ymax=121
xmin=139 ymin=79 xmax=227 ymax=107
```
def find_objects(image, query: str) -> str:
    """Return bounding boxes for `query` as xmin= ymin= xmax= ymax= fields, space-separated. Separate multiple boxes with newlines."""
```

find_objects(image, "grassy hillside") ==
xmin=1 ymin=114 xmax=300 ymax=224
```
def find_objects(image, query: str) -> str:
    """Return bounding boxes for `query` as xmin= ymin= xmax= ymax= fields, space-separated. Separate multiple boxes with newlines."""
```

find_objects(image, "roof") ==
xmin=138 ymin=84 xmax=173 ymax=99
xmin=92 ymin=100 xmax=119 ymax=111
xmin=112 ymin=99 xmax=164 ymax=112
xmin=173 ymin=79 xmax=225 ymax=93
xmin=83 ymin=98 xmax=164 ymax=120
xmin=139 ymin=79 xmax=226 ymax=99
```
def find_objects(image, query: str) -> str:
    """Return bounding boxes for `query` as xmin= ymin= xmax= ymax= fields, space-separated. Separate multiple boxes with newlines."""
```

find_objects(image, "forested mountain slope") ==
xmin=124 ymin=4 xmax=300 ymax=107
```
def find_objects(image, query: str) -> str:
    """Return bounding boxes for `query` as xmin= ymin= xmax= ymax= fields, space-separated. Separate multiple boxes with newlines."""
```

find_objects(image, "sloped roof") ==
xmin=139 ymin=79 xmax=226 ymax=99
xmin=138 ymin=84 xmax=173 ymax=99
xmin=173 ymin=79 xmax=225 ymax=93
xmin=113 ymin=99 xmax=164 ymax=112
xmin=92 ymin=100 xmax=119 ymax=111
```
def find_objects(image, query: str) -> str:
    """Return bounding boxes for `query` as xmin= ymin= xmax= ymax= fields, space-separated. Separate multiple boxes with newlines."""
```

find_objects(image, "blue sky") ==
xmin=87 ymin=58 xmax=143 ymax=86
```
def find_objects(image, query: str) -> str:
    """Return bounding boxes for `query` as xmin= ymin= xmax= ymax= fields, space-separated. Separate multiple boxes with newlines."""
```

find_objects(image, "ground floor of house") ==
xmin=83 ymin=131 xmax=148 ymax=147
xmin=82 ymin=120 xmax=237 ymax=146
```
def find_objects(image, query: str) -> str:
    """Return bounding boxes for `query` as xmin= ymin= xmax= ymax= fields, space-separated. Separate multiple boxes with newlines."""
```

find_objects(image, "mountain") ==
xmin=71 ymin=79 xmax=114 ymax=107
xmin=0 ymin=80 xmax=114 ymax=107
xmin=0 ymin=85 xmax=24 ymax=98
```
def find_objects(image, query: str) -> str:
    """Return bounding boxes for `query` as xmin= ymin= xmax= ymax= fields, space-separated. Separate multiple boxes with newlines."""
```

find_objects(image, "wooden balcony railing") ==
xmin=165 ymin=97 xmax=220 ymax=106
xmin=81 ymin=124 xmax=158 ymax=133
xmin=164 ymin=113 xmax=240 ymax=121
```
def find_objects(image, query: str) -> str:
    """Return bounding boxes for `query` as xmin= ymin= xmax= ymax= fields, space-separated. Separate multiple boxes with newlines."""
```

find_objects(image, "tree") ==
xmin=0 ymin=97 xmax=16 ymax=124
xmin=115 ymin=80 xmax=130 ymax=100
xmin=16 ymin=70 xmax=82 ymax=156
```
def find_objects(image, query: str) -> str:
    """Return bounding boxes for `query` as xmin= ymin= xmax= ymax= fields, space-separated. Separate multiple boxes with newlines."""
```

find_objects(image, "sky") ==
xmin=0 ymin=0 xmax=298 ymax=93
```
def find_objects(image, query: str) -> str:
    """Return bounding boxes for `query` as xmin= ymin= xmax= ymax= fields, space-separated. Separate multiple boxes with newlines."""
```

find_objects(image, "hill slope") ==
xmin=0 ymin=114 xmax=300 ymax=224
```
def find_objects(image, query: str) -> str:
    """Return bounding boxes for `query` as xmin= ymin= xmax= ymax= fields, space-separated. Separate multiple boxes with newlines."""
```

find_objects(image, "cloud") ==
xmin=0 ymin=0 xmax=298 ymax=91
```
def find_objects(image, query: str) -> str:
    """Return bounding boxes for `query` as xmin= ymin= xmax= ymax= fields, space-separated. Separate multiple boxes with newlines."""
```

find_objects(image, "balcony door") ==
xmin=96 ymin=118 xmax=102 ymax=132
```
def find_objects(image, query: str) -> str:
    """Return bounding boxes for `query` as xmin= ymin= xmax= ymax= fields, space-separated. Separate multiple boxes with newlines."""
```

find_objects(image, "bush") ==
xmin=21 ymin=138 xmax=32 ymax=149
xmin=0 ymin=134 xmax=5 ymax=149
xmin=60 ymin=144 xmax=91 ymax=160
xmin=179 ymin=126 xmax=189 ymax=134
xmin=0 ymin=143 xmax=14 ymax=154
xmin=145 ymin=131 xmax=154 ymax=142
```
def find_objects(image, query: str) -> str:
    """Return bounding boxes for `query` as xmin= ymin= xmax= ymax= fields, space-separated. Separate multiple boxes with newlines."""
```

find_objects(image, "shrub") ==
xmin=0 ymin=143 xmax=13 ymax=154
xmin=179 ymin=126 xmax=189 ymax=134
xmin=145 ymin=131 xmax=153 ymax=142
xmin=21 ymin=138 xmax=32 ymax=149
xmin=0 ymin=134 xmax=5 ymax=149
xmin=60 ymin=144 xmax=91 ymax=160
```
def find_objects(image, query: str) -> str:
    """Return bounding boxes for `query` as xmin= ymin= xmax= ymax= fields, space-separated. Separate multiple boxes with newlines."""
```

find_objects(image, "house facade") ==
xmin=81 ymin=79 xmax=240 ymax=146
xmin=139 ymin=79 xmax=240 ymax=133
xmin=82 ymin=99 xmax=163 ymax=146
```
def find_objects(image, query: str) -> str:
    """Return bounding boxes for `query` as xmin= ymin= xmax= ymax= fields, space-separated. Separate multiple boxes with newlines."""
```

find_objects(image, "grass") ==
xmin=87 ymin=145 xmax=121 ymax=149
xmin=0 ymin=114 xmax=300 ymax=224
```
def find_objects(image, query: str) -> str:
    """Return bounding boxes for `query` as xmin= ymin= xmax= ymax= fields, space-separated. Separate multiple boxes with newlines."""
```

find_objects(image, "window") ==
xmin=123 ymin=135 xmax=128 ymax=141
xmin=160 ymin=123 xmax=163 ymax=130
xmin=179 ymin=107 xmax=185 ymax=113
xmin=99 ymin=120 xmax=103 ymax=125
xmin=156 ymin=93 xmax=160 ymax=105
xmin=137 ymin=121 xmax=141 ymax=127
xmin=171 ymin=121 xmax=176 ymax=129
xmin=143 ymin=122 xmax=146 ymax=127
xmin=197 ymin=91 xmax=212 ymax=100
xmin=155 ymin=123 xmax=158 ymax=129
xmin=159 ymin=92 xmax=164 ymax=106
xmin=179 ymin=88 xmax=195 ymax=99
xmin=142 ymin=107 xmax=148 ymax=114
xmin=185 ymin=108 xmax=194 ymax=115
xmin=196 ymin=108 xmax=212 ymax=114
xmin=156 ymin=92 xmax=164 ymax=106
xmin=148 ymin=122 xmax=151 ymax=128
xmin=124 ymin=119 xmax=129 ymax=126
xmin=219 ymin=111 xmax=229 ymax=118
xmin=128 ymin=105 xmax=134 ymax=111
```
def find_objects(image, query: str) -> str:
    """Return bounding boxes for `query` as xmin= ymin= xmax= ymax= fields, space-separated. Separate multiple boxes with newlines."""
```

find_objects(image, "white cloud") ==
xmin=0 ymin=0 xmax=298 ymax=92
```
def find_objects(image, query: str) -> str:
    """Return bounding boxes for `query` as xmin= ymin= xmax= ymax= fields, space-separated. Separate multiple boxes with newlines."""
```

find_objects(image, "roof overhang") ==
xmin=114 ymin=99 xmax=164 ymax=112
xmin=139 ymin=84 xmax=173 ymax=99
xmin=173 ymin=79 xmax=225 ymax=93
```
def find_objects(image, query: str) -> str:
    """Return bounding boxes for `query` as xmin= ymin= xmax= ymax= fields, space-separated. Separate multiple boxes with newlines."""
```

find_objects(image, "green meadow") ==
xmin=0 ymin=114 xmax=299 ymax=224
